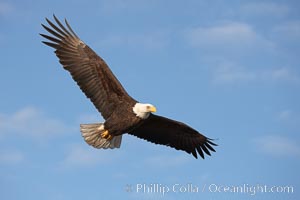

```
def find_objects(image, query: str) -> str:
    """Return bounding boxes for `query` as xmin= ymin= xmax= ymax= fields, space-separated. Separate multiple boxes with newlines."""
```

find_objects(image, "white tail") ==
xmin=80 ymin=123 xmax=122 ymax=149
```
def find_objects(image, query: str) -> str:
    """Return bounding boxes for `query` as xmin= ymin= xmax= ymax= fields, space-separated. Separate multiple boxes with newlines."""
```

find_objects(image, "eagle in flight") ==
xmin=40 ymin=15 xmax=217 ymax=159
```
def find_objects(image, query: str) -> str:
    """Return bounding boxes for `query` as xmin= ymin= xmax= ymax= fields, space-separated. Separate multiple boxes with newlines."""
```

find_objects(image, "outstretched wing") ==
xmin=40 ymin=15 xmax=133 ymax=119
xmin=128 ymin=114 xmax=217 ymax=159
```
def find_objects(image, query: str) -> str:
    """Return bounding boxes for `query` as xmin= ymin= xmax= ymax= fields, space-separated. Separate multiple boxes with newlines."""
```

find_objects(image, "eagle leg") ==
xmin=101 ymin=130 xmax=113 ymax=140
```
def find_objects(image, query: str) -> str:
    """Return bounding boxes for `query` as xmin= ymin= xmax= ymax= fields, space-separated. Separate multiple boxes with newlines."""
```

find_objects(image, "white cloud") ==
xmin=61 ymin=144 xmax=117 ymax=168
xmin=99 ymin=0 xmax=155 ymax=15
xmin=0 ymin=106 xmax=75 ymax=140
xmin=277 ymin=109 xmax=300 ymax=126
xmin=240 ymin=2 xmax=290 ymax=17
xmin=272 ymin=21 xmax=300 ymax=42
xmin=185 ymin=22 xmax=273 ymax=51
xmin=266 ymin=67 xmax=300 ymax=83
xmin=0 ymin=149 xmax=24 ymax=165
xmin=97 ymin=31 xmax=170 ymax=50
xmin=212 ymin=62 xmax=256 ymax=84
xmin=144 ymin=154 xmax=189 ymax=168
xmin=254 ymin=135 xmax=300 ymax=157
xmin=77 ymin=113 xmax=103 ymax=124
xmin=278 ymin=110 xmax=292 ymax=121
xmin=0 ymin=2 xmax=13 ymax=16
xmin=211 ymin=62 xmax=300 ymax=84
xmin=186 ymin=22 xmax=254 ymax=45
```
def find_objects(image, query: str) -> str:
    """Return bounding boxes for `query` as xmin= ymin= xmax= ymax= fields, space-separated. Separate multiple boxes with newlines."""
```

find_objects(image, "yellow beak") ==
xmin=149 ymin=106 xmax=157 ymax=113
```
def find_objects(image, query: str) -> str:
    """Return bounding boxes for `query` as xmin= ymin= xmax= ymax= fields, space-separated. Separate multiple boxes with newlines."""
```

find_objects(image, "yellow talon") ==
xmin=101 ymin=130 xmax=113 ymax=140
xmin=106 ymin=134 xmax=113 ymax=140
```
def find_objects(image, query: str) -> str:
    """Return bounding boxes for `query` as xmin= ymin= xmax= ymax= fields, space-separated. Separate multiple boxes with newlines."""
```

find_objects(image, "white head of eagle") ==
xmin=133 ymin=103 xmax=157 ymax=119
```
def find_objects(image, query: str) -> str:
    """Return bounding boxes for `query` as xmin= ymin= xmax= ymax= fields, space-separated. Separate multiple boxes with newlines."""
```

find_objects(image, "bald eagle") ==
xmin=40 ymin=15 xmax=217 ymax=159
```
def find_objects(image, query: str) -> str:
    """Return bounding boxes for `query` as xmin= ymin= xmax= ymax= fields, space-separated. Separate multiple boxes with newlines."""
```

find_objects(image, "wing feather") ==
xmin=129 ymin=114 xmax=217 ymax=159
xmin=41 ymin=15 xmax=133 ymax=119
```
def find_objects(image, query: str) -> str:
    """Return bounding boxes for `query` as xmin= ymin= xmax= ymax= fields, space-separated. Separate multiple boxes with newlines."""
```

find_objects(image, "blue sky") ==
xmin=0 ymin=0 xmax=299 ymax=199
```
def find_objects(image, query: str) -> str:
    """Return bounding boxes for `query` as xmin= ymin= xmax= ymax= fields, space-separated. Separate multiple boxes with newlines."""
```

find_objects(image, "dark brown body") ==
xmin=104 ymin=100 xmax=142 ymax=136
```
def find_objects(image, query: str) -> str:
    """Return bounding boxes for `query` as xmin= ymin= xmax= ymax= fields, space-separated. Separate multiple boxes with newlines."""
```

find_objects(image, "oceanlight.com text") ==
xmin=207 ymin=183 xmax=293 ymax=195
